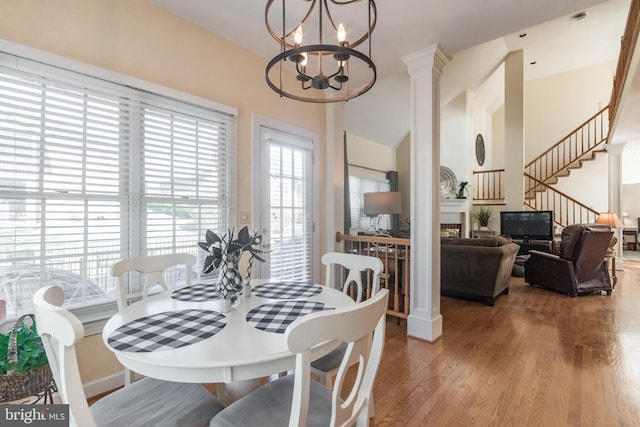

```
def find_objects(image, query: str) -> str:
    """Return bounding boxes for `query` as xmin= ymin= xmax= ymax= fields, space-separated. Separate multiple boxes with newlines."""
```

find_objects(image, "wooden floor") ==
xmin=372 ymin=260 xmax=640 ymax=426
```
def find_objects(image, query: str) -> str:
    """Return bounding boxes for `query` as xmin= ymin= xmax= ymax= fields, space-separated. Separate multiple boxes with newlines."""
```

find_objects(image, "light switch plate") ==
xmin=239 ymin=211 xmax=251 ymax=224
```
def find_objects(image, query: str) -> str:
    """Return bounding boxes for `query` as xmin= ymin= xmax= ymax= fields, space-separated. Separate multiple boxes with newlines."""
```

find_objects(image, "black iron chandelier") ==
xmin=265 ymin=0 xmax=377 ymax=103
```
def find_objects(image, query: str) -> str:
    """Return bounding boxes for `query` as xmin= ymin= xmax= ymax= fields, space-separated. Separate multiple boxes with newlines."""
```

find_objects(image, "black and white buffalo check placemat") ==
xmin=246 ymin=300 xmax=333 ymax=334
xmin=251 ymin=282 xmax=322 ymax=299
xmin=171 ymin=284 xmax=220 ymax=302
xmin=108 ymin=309 xmax=226 ymax=352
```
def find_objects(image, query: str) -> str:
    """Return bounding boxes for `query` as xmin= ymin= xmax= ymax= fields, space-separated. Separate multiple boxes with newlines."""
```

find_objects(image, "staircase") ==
xmin=524 ymin=106 xmax=608 ymax=189
xmin=473 ymin=106 xmax=609 ymax=227
xmin=523 ymin=106 xmax=608 ymax=226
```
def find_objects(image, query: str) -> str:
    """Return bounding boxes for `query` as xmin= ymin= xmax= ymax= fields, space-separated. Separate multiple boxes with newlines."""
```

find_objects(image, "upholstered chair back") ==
xmin=558 ymin=224 xmax=587 ymax=261
xmin=572 ymin=228 xmax=614 ymax=283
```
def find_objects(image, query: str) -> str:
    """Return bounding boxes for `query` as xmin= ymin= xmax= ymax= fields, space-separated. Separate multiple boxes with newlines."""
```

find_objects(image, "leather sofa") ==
xmin=524 ymin=224 xmax=613 ymax=296
xmin=441 ymin=236 xmax=520 ymax=306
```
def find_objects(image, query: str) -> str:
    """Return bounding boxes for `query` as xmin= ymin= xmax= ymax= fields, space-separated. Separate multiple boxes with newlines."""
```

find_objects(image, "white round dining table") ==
xmin=102 ymin=279 xmax=354 ymax=396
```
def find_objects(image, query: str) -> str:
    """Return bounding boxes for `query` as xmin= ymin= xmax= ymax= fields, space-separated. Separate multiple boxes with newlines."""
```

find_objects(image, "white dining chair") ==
xmin=110 ymin=253 xmax=197 ymax=385
xmin=311 ymin=252 xmax=384 ymax=387
xmin=111 ymin=253 xmax=197 ymax=311
xmin=33 ymin=285 xmax=223 ymax=427
xmin=210 ymin=288 xmax=389 ymax=427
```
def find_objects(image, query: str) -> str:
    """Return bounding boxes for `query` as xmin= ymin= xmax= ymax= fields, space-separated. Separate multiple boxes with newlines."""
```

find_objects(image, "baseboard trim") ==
xmin=407 ymin=309 xmax=443 ymax=342
xmin=83 ymin=371 xmax=144 ymax=398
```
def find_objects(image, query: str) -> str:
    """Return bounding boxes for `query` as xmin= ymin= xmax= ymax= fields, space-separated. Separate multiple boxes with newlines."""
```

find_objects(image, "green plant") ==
xmin=0 ymin=321 xmax=48 ymax=375
xmin=457 ymin=181 xmax=468 ymax=199
xmin=473 ymin=207 xmax=493 ymax=227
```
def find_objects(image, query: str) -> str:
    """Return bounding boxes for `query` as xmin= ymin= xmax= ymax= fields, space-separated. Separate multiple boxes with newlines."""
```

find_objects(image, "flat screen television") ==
xmin=500 ymin=210 xmax=554 ymax=241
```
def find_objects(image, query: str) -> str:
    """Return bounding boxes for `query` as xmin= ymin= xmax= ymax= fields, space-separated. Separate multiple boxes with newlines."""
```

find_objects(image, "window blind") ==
xmin=0 ymin=52 xmax=236 ymax=319
xmin=348 ymin=167 xmax=390 ymax=231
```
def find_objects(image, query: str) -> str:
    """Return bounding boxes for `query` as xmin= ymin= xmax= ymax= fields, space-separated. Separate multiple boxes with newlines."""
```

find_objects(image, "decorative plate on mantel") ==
xmin=440 ymin=166 xmax=457 ymax=199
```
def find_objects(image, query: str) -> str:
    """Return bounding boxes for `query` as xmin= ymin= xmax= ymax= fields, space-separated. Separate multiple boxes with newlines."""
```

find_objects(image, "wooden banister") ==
xmin=524 ymin=173 xmax=599 ymax=227
xmin=336 ymin=232 xmax=410 ymax=320
xmin=473 ymin=169 xmax=504 ymax=202
xmin=609 ymin=0 xmax=640 ymax=127
xmin=525 ymin=106 xmax=609 ymax=186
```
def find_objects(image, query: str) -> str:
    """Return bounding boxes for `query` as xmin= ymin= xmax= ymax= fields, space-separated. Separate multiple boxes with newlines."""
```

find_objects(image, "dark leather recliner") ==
xmin=524 ymin=224 xmax=613 ymax=296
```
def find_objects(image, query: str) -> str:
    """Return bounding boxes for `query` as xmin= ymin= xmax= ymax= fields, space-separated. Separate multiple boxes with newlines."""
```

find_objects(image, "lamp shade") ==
xmin=364 ymin=192 xmax=401 ymax=216
xmin=595 ymin=211 xmax=623 ymax=228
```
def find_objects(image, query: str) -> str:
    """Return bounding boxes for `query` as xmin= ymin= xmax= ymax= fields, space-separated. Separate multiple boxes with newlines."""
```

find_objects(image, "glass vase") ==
xmin=217 ymin=254 xmax=242 ymax=313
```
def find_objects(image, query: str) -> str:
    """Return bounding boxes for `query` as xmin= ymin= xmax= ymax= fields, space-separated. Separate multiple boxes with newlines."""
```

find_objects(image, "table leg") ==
xmin=218 ymin=379 xmax=263 ymax=406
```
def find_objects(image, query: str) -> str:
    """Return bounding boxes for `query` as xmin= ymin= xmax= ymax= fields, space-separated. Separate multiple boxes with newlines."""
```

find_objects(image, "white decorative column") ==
xmin=402 ymin=45 xmax=448 ymax=342
xmin=606 ymin=142 xmax=626 ymax=270
xmin=324 ymin=101 xmax=345 ymax=266
xmin=504 ymin=50 xmax=525 ymax=211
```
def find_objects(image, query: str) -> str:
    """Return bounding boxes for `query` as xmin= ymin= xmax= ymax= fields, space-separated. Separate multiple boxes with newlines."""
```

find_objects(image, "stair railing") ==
xmin=472 ymin=169 xmax=504 ymax=203
xmin=335 ymin=232 xmax=410 ymax=320
xmin=609 ymin=0 xmax=640 ymax=128
xmin=524 ymin=173 xmax=599 ymax=227
xmin=524 ymin=106 xmax=609 ymax=186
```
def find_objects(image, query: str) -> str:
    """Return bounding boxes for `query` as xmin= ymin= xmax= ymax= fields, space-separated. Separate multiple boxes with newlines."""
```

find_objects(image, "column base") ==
xmin=407 ymin=309 xmax=442 ymax=342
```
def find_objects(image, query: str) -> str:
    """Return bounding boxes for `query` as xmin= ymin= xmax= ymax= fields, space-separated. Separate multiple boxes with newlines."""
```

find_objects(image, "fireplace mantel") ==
xmin=440 ymin=198 xmax=470 ymax=237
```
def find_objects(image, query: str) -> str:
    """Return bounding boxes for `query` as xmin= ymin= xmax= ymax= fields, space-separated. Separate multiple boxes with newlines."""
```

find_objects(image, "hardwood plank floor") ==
xmin=372 ymin=260 xmax=640 ymax=426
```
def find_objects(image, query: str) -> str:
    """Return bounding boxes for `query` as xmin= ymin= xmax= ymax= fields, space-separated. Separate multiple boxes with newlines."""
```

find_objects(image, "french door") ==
xmin=258 ymin=124 xmax=315 ymax=281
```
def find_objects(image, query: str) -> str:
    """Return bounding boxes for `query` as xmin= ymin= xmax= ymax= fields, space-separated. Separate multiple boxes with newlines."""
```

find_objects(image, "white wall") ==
xmin=344 ymin=72 xmax=410 ymax=148
xmin=622 ymin=184 xmax=640 ymax=226
xmin=396 ymin=133 xmax=411 ymax=227
xmin=441 ymin=92 xmax=470 ymax=182
xmin=472 ymin=97 xmax=493 ymax=170
xmin=553 ymin=153 xmax=609 ymax=212
xmin=347 ymin=133 xmax=396 ymax=172
xmin=492 ymin=105 xmax=505 ymax=168
xmin=622 ymin=141 xmax=640 ymax=224
xmin=622 ymin=141 xmax=640 ymax=184
xmin=525 ymin=61 xmax=615 ymax=162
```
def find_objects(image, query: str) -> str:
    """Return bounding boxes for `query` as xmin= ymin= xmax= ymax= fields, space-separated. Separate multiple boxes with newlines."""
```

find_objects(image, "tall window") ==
xmin=0 ymin=53 xmax=236 ymax=320
xmin=348 ymin=166 xmax=390 ymax=231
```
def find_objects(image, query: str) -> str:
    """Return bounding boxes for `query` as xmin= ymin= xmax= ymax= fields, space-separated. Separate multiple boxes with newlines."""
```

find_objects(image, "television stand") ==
xmin=514 ymin=239 xmax=553 ymax=255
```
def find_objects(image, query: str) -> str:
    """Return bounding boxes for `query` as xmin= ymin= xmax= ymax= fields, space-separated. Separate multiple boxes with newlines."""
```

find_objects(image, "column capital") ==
xmin=605 ymin=142 xmax=626 ymax=156
xmin=402 ymin=44 xmax=449 ymax=79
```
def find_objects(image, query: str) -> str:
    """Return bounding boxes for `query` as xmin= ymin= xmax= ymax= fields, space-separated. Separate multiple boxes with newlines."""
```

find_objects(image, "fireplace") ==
xmin=441 ymin=199 xmax=469 ymax=237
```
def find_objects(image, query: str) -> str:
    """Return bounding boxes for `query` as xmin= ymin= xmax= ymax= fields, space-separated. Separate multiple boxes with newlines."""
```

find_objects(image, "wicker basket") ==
xmin=0 ymin=314 xmax=55 ymax=403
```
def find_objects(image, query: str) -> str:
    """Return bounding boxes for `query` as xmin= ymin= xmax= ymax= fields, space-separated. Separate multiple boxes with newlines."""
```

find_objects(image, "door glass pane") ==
xmin=266 ymin=138 xmax=312 ymax=281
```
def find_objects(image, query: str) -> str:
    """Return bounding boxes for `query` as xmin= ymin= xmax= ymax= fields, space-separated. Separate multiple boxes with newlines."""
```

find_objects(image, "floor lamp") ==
xmin=364 ymin=191 xmax=402 ymax=234
xmin=595 ymin=211 xmax=623 ymax=285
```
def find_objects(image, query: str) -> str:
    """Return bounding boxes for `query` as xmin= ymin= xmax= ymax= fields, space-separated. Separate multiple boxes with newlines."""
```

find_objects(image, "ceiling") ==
xmin=150 ymin=0 xmax=639 ymax=146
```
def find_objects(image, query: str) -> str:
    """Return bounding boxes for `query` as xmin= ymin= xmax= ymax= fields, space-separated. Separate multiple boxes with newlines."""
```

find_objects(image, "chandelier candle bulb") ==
xmin=337 ymin=23 xmax=346 ymax=43
xmin=294 ymin=25 xmax=303 ymax=46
